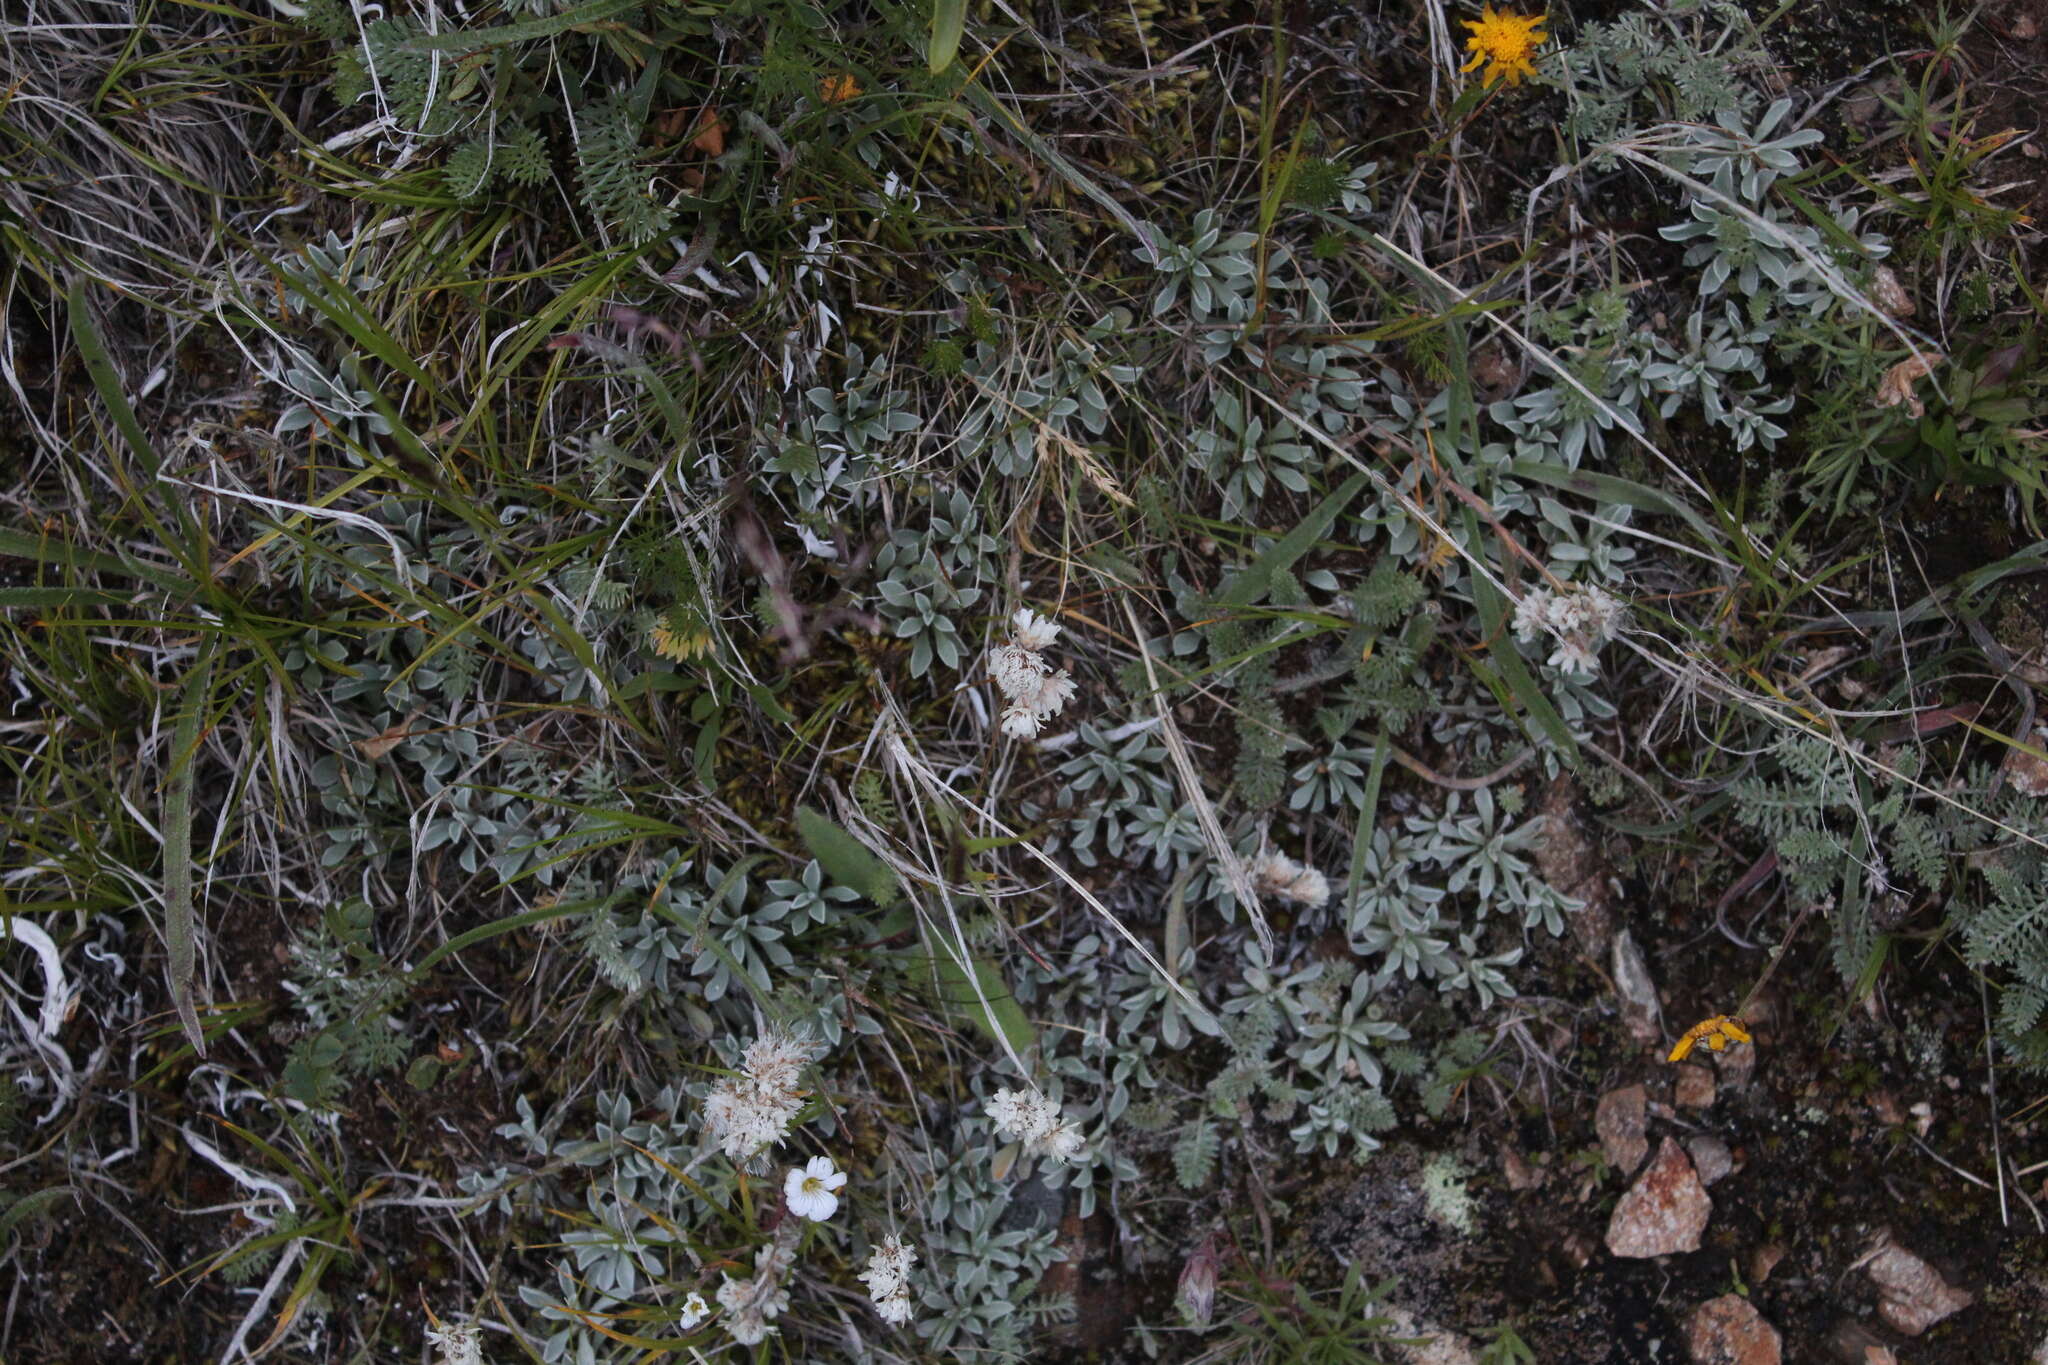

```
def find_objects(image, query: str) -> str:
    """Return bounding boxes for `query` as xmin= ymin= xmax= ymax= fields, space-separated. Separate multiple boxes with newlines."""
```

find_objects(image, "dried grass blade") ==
xmin=1119 ymin=597 xmax=1272 ymax=957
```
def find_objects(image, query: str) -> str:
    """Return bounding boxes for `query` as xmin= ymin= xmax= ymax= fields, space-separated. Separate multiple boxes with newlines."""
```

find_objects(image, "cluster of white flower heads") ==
xmin=988 ymin=608 xmax=1077 ymax=740
xmin=858 ymin=1236 xmax=919 ymax=1326
xmin=1249 ymin=848 xmax=1330 ymax=909
xmin=424 ymin=1321 xmax=482 ymax=1365
xmin=987 ymin=1086 xmax=1085 ymax=1162
xmin=703 ymin=1029 xmax=821 ymax=1166
xmin=718 ymin=1222 xmax=800 ymax=1346
xmin=1511 ymin=582 xmax=1628 ymax=676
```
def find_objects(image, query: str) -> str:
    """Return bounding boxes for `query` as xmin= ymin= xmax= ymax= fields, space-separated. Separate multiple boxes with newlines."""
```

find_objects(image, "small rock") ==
xmin=1686 ymin=1135 xmax=1734 ymax=1186
xmin=2015 ymin=9 xmax=2039 ymax=38
xmin=1674 ymin=1063 xmax=1717 ymax=1109
xmin=2004 ymin=733 xmax=2048 ymax=796
xmin=1607 ymin=1137 xmax=1712 ymax=1259
xmin=1502 ymin=1147 xmax=1545 ymax=1191
xmin=1687 ymin=1293 xmax=1782 ymax=1365
xmin=1853 ymin=1227 xmax=1974 ymax=1335
xmin=1612 ymin=931 xmax=1664 ymax=1045
xmin=1842 ymin=88 xmax=1881 ymax=126
xmin=1715 ymin=1035 xmax=1757 ymax=1089
xmin=1749 ymin=1243 xmax=1785 ymax=1285
xmin=1827 ymin=1319 xmax=1892 ymax=1364
xmin=1596 ymin=1084 xmax=1649 ymax=1174
xmin=1382 ymin=1305 xmax=1480 ymax=1365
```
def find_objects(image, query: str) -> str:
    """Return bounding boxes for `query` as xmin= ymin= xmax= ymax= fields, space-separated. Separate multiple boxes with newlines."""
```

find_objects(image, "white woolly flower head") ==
xmin=1020 ymin=668 xmax=1076 ymax=718
xmin=717 ymin=1262 xmax=791 ymax=1347
xmin=784 ymin=1154 xmax=847 ymax=1221
xmin=987 ymin=642 xmax=1048 ymax=699
xmin=1511 ymin=586 xmax=1554 ymax=644
xmin=1011 ymin=606 xmax=1061 ymax=652
xmin=1000 ymin=703 xmax=1044 ymax=739
xmin=703 ymin=1079 xmax=799 ymax=1163
xmin=1250 ymin=849 xmax=1330 ymax=909
xmin=742 ymin=1028 xmax=820 ymax=1095
xmin=987 ymin=1086 xmax=1086 ymax=1162
xmin=1579 ymin=582 xmax=1627 ymax=641
xmin=703 ymin=1028 xmax=822 ymax=1165
xmin=1041 ymin=1120 xmax=1085 ymax=1163
xmin=1548 ymin=636 xmax=1601 ymax=676
xmin=1512 ymin=580 xmax=1629 ymax=676
xmin=424 ymin=1321 xmax=482 ymax=1365
xmin=859 ymin=1236 xmax=918 ymax=1297
xmin=860 ymin=1235 xmax=919 ymax=1324
xmin=989 ymin=605 xmax=1077 ymax=741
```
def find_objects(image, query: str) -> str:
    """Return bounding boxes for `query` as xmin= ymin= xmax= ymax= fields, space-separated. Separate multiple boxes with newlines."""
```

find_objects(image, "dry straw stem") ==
xmin=878 ymin=725 xmax=1209 ymax=1025
xmin=1419 ymin=0 xmax=1461 ymax=109
xmin=1242 ymin=383 xmax=1525 ymax=609
xmin=1118 ymin=596 xmax=1274 ymax=959
xmin=1592 ymin=132 xmax=1948 ymax=404
xmin=874 ymin=733 xmax=1037 ymax=1081
xmin=1339 ymin=222 xmax=1728 ymax=525
xmin=1247 ymin=347 xmax=2048 ymax=863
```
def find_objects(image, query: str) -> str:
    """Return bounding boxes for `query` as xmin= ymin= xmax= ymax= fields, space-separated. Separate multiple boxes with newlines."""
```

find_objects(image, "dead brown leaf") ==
xmin=687 ymin=108 xmax=726 ymax=157
xmin=355 ymin=709 xmax=423 ymax=760
xmin=1873 ymin=352 xmax=1943 ymax=419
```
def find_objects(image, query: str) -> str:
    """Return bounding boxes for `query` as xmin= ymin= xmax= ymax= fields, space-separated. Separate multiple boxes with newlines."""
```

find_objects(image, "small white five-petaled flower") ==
xmin=784 ymin=1154 xmax=848 ymax=1221
xmin=678 ymin=1291 xmax=711 ymax=1330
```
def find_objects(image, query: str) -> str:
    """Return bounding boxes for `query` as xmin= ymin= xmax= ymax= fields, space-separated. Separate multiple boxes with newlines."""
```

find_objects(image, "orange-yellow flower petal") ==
xmin=1460 ymin=4 xmax=1548 ymax=88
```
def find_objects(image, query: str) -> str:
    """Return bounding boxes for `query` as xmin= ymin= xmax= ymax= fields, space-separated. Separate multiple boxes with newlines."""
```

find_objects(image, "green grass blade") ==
xmin=66 ymin=278 xmax=163 ymax=482
xmin=1216 ymin=471 xmax=1370 ymax=609
xmin=1508 ymin=460 xmax=1723 ymax=550
xmin=929 ymin=0 xmax=966 ymax=73
xmin=398 ymin=0 xmax=647 ymax=52
xmin=1463 ymin=509 xmax=1582 ymax=766
xmin=164 ymin=640 xmax=216 ymax=1053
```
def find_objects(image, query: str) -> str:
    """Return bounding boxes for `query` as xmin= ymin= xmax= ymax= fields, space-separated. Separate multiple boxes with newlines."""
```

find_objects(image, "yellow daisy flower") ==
xmin=1667 ymin=1014 xmax=1752 ymax=1063
xmin=1460 ymin=4 xmax=1547 ymax=88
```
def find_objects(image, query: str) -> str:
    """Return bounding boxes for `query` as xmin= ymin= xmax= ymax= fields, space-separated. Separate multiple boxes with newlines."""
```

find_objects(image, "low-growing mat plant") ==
xmin=4 ymin=0 xmax=2048 ymax=1358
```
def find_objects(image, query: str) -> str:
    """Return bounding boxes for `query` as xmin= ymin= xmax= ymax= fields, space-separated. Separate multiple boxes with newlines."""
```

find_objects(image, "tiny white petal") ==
xmin=1511 ymin=587 xmax=1553 ymax=644
xmin=1012 ymin=606 xmax=1061 ymax=652
xmin=1000 ymin=704 xmax=1043 ymax=739
xmin=784 ymin=1155 xmax=846 ymax=1220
